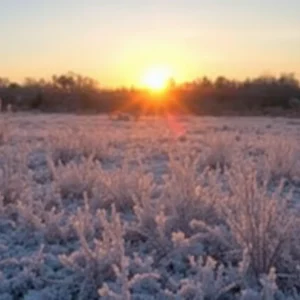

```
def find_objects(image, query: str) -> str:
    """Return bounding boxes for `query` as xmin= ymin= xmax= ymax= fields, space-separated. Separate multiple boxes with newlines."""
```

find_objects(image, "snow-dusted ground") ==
xmin=0 ymin=113 xmax=300 ymax=300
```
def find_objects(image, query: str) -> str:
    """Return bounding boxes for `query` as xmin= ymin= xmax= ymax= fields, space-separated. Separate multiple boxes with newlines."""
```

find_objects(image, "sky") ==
xmin=1 ymin=0 xmax=300 ymax=87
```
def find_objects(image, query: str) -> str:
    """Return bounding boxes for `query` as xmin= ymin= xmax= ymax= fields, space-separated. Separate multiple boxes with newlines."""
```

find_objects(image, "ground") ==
xmin=0 ymin=113 xmax=300 ymax=300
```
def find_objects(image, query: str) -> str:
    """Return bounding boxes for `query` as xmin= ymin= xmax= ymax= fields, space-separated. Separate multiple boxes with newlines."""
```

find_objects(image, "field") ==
xmin=0 ymin=113 xmax=300 ymax=300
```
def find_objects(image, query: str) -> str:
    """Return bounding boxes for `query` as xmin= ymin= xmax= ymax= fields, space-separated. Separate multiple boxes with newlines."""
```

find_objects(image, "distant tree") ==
xmin=52 ymin=74 xmax=75 ymax=91
xmin=0 ymin=71 xmax=299 ymax=115
xmin=8 ymin=82 xmax=20 ymax=89
xmin=0 ymin=78 xmax=9 ymax=88
xmin=31 ymin=92 xmax=43 ymax=109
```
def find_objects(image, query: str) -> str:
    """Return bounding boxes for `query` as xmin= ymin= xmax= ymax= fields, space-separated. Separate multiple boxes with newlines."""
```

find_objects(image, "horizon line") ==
xmin=2 ymin=70 xmax=300 ymax=89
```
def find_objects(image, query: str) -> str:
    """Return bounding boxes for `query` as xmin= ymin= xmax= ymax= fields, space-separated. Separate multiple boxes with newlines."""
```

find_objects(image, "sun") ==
xmin=141 ymin=66 xmax=172 ymax=91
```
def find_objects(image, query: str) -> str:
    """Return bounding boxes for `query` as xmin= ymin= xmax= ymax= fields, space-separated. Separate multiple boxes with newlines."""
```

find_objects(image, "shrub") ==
xmin=222 ymin=163 xmax=298 ymax=278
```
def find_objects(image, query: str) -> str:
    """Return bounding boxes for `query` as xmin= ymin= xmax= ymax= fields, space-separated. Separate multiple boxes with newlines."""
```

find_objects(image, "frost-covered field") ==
xmin=0 ymin=113 xmax=300 ymax=300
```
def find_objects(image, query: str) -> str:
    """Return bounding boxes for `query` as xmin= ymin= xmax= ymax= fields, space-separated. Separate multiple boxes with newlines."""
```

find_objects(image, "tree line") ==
xmin=0 ymin=72 xmax=300 ymax=115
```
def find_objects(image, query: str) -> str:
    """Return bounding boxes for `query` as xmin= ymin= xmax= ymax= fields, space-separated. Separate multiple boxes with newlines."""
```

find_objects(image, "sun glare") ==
xmin=141 ymin=66 xmax=172 ymax=91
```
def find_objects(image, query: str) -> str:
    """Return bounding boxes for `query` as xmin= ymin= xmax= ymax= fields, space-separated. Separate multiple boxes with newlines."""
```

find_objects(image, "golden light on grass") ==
xmin=141 ymin=66 xmax=173 ymax=92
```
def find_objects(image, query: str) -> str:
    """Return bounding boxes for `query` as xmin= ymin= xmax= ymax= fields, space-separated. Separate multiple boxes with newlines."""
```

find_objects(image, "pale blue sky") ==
xmin=1 ymin=0 xmax=300 ymax=86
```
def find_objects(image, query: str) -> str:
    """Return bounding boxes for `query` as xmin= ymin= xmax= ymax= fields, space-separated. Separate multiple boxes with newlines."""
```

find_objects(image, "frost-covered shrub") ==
xmin=178 ymin=256 xmax=241 ymax=300
xmin=60 ymin=205 xmax=126 ymax=299
xmin=222 ymin=163 xmax=298 ymax=278
xmin=161 ymin=155 xmax=222 ymax=233
xmin=131 ymin=204 xmax=205 ymax=275
xmin=189 ymin=219 xmax=236 ymax=263
xmin=91 ymin=160 xmax=156 ymax=213
xmin=7 ymin=182 xmax=72 ymax=245
xmin=48 ymin=129 xmax=112 ymax=165
xmin=0 ymin=246 xmax=45 ymax=298
xmin=263 ymin=136 xmax=300 ymax=182
xmin=47 ymin=155 xmax=102 ymax=201
xmin=47 ymin=130 xmax=83 ymax=165
xmin=0 ymin=153 xmax=32 ymax=210
xmin=16 ymin=196 xmax=68 ymax=243
xmin=201 ymin=134 xmax=234 ymax=170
